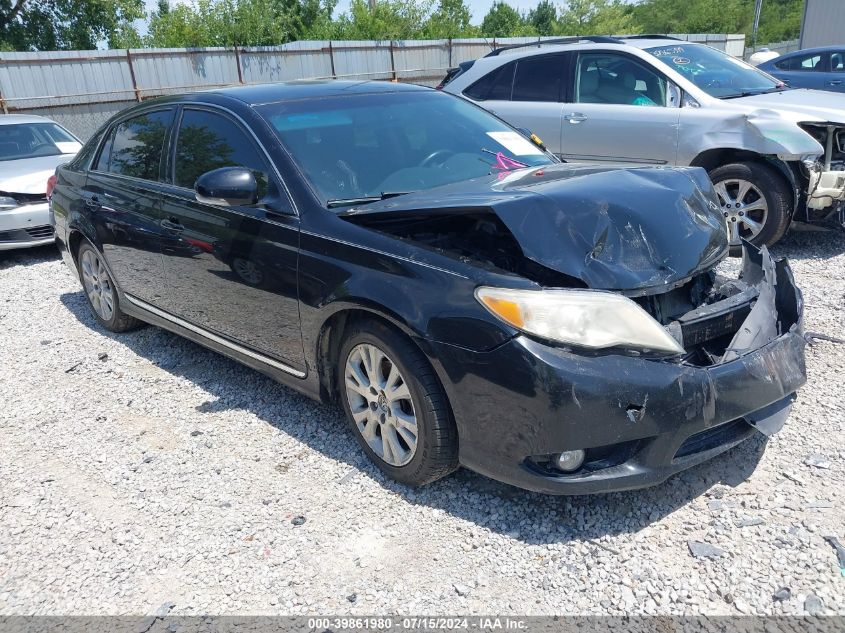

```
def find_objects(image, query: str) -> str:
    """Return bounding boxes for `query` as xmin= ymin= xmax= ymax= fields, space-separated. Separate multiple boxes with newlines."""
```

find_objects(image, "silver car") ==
xmin=442 ymin=35 xmax=845 ymax=246
xmin=0 ymin=115 xmax=81 ymax=251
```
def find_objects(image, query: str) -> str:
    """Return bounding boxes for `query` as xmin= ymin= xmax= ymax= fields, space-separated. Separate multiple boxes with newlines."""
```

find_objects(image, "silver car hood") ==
xmin=0 ymin=154 xmax=75 ymax=195
xmin=730 ymin=89 xmax=845 ymax=125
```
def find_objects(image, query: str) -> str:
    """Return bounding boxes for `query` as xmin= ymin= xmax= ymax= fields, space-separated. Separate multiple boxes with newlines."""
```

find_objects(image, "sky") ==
xmin=141 ymin=0 xmax=620 ymax=29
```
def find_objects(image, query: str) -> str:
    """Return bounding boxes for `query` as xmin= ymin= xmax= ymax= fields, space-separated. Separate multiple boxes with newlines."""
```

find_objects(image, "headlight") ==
xmin=475 ymin=286 xmax=684 ymax=355
xmin=0 ymin=196 xmax=18 ymax=209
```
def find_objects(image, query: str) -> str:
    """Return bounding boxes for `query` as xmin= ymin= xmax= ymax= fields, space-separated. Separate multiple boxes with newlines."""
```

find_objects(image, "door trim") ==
xmin=123 ymin=293 xmax=307 ymax=378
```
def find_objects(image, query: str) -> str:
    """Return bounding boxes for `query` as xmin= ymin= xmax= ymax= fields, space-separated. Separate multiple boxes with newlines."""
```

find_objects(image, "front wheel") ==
xmin=709 ymin=161 xmax=792 ymax=247
xmin=338 ymin=320 xmax=458 ymax=486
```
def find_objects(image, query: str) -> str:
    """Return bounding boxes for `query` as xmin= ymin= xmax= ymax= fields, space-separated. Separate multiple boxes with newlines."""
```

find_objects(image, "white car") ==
xmin=442 ymin=36 xmax=845 ymax=246
xmin=0 ymin=114 xmax=81 ymax=251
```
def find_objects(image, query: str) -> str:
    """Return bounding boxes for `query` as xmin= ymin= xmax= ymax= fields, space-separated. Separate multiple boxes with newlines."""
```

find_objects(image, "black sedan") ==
xmin=49 ymin=81 xmax=807 ymax=494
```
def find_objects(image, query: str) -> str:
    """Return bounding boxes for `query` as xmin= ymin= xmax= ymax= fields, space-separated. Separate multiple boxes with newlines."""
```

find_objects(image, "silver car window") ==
xmin=575 ymin=53 xmax=666 ymax=107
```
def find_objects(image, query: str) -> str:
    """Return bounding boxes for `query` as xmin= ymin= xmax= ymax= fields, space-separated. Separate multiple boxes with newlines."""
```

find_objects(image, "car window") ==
xmin=776 ymin=53 xmax=823 ymax=71
xmin=102 ymin=110 xmax=174 ymax=181
xmin=576 ymin=53 xmax=666 ymax=106
xmin=512 ymin=55 xmax=566 ymax=102
xmin=174 ymin=109 xmax=270 ymax=197
xmin=464 ymin=63 xmax=515 ymax=101
xmin=0 ymin=122 xmax=81 ymax=162
xmin=832 ymin=52 xmax=845 ymax=72
xmin=259 ymin=91 xmax=554 ymax=205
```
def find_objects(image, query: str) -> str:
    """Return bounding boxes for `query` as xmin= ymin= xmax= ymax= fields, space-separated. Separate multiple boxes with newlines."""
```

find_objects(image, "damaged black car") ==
xmin=50 ymin=81 xmax=807 ymax=494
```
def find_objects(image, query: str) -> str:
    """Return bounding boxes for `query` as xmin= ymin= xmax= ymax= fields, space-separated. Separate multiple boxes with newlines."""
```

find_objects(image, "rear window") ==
xmin=512 ymin=55 xmax=565 ymax=102
xmin=464 ymin=63 xmax=515 ymax=101
xmin=96 ymin=109 xmax=174 ymax=181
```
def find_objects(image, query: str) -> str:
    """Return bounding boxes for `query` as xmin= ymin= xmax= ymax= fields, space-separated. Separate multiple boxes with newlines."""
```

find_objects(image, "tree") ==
xmin=558 ymin=0 xmax=636 ymax=36
xmin=331 ymin=0 xmax=433 ymax=40
xmin=0 ymin=0 xmax=144 ymax=50
xmin=423 ymin=0 xmax=475 ymax=39
xmin=527 ymin=0 xmax=556 ymax=37
xmin=481 ymin=2 xmax=526 ymax=38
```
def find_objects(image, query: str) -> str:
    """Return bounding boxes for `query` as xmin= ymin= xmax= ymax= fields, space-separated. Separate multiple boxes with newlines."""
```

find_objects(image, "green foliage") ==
xmin=0 ymin=0 xmax=144 ymax=51
xmin=527 ymin=0 xmax=556 ymax=37
xmin=0 ymin=0 xmax=806 ymax=51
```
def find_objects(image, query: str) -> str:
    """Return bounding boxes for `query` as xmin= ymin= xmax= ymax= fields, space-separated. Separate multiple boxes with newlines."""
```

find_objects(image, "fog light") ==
xmin=556 ymin=450 xmax=585 ymax=472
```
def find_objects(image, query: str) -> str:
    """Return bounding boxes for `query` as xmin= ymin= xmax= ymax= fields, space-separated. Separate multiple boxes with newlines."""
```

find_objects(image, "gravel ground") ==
xmin=1 ymin=228 xmax=843 ymax=617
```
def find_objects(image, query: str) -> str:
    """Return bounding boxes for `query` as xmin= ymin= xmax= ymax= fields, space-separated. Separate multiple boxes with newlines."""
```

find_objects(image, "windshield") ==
xmin=258 ymin=91 xmax=554 ymax=206
xmin=646 ymin=44 xmax=782 ymax=99
xmin=0 ymin=122 xmax=81 ymax=162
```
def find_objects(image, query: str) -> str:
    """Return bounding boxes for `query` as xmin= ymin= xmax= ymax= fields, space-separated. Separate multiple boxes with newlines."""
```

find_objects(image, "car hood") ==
xmin=730 ymin=89 xmax=845 ymax=125
xmin=341 ymin=164 xmax=728 ymax=293
xmin=0 ymin=154 xmax=74 ymax=195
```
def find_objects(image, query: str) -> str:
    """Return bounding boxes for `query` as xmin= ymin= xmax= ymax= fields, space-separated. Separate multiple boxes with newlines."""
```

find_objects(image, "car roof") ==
xmin=478 ymin=37 xmax=697 ymax=60
xmin=776 ymin=45 xmax=843 ymax=57
xmin=204 ymin=80 xmax=430 ymax=105
xmin=0 ymin=114 xmax=55 ymax=126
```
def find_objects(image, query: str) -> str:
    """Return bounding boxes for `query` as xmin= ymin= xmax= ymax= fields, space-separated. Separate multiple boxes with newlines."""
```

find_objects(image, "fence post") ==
xmin=125 ymin=50 xmax=141 ymax=102
xmin=389 ymin=40 xmax=397 ymax=82
xmin=328 ymin=41 xmax=336 ymax=79
xmin=233 ymin=46 xmax=244 ymax=84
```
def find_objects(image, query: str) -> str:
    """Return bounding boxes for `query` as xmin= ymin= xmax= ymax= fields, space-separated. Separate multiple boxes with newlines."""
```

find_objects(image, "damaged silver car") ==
xmin=442 ymin=35 xmax=845 ymax=247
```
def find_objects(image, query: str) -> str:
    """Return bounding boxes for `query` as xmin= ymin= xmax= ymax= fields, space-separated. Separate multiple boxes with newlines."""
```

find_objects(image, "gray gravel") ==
xmin=1 ymin=227 xmax=843 ymax=616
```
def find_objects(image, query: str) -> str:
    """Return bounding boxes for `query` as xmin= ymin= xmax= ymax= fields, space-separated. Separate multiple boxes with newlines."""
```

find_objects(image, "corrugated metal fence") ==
xmin=0 ymin=33 xmax=746 ymax=140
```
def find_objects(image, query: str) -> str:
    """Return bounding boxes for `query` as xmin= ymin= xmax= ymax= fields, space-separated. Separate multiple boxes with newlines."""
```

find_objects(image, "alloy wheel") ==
xmin=80 ymin=248 xmax=115 ymax=321
xmin=713 ymin=178 xmax=769 ymax=244
xmin=344 ymin=343 xmax=418 ymax=467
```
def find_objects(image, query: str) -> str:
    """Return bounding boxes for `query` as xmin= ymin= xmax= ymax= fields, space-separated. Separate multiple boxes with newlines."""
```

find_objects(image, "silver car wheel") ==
xmin=713 ymin=178 xmax=769 ymax=245
xmin=344 ymin=343 xmax=418 ymax=467
xmin=80 ymin=249 xmax=115 ymax=321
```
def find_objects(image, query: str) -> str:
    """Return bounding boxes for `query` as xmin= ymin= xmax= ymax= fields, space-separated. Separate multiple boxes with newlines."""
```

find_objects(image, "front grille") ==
xmin=674 ymin=419 xmax=750 ymax=460
xmin=24 ymin=225 xmax=53 ymax=239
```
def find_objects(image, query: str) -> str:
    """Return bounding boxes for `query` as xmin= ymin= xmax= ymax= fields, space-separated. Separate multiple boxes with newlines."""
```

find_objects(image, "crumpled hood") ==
xmin=0 ymin=154 xmax=74 ymax=195
xmin=342 ymin=164 xmax=728 ymax=292
xmin=731 ymin=89 xmax=845 ymax=125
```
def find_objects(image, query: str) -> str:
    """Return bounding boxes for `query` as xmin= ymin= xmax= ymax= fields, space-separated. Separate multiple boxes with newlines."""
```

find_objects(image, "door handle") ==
xmin=564 ymin=112 xmax=588 ymax=124
xmin=161 ymin=217 xmax=185 ymax=232
xmin=83 ymin=194 xmax=100 ymax=208
xmin=828 ymin=80 xmax=842 ymax=86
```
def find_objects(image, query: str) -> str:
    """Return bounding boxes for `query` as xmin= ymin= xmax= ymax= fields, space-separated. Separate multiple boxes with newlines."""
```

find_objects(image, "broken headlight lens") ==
xmin=475 ymin=287 xmax=684 ymax=355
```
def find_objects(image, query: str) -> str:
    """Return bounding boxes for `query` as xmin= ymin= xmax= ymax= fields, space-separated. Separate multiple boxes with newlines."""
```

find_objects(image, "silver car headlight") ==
xmin=0 ymin=196 xmax=18 ymax=209
xmin=475 ymin=286 xmax=684 ymax=355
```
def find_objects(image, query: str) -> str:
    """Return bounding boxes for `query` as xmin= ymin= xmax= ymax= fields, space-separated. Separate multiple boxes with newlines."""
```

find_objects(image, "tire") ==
xmin=338 ymin=320 xmax=458 ymax=486
xmin=77 ymin=242 xmax=141 ymax=333
xmin=709 ymin=161 xmax=792 ymax=248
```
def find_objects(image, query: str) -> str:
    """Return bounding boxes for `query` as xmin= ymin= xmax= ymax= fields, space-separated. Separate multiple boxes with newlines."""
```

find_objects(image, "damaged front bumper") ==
xmin=435 ymin=244 xmax=806 ymax=495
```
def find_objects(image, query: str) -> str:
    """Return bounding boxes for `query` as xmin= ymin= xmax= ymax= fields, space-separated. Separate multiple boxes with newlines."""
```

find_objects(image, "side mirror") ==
xmin=195 ymin=167 xmax=258 ymax=206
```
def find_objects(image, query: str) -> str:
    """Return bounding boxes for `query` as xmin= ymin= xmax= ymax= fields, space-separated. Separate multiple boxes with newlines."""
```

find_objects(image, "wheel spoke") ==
xmin=713 ymin=181 xmax=733 ymax=205
xmin=361 ymin=416 xmax=379 ymax=442
xmin=392 ymin=407 xmax=417 ymax=432
xmin=382 ymin=426 xmax=405 ymax=464
xmin=395 ymin=423 xmax=417 ymax=449
xmin=742 ymin=201 xmax=767 ymax=213
xmin=741 ymin=216 xmax=763 ymax=233
xmin=735 ymin=180 xmax=752 ymax=203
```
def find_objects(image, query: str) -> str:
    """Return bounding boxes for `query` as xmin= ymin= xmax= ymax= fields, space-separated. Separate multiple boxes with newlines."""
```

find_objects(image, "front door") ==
xmin=83 ymin=108 xmax=176 ymax=304
xmin=561 ymin=52 xmax=680 ymax=165
xmin=158 ymin=106 xmax=304 ymax=370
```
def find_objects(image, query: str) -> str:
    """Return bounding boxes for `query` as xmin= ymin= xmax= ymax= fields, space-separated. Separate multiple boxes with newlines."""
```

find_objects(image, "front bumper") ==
xmin=434 ymin=246 xmax=806 ymax=495
xmin=0 ymin=202 xmax=53 ymax=250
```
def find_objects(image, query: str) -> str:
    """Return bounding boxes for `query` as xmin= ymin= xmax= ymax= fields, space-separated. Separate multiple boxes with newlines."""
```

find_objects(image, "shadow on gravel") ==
xmin=59 ymin=287 xmax=772 ymax=546
xmin=773 ymin=224 xmax=845 ymax=261
xmin=0 ymin=243 xmax=60 ymax=268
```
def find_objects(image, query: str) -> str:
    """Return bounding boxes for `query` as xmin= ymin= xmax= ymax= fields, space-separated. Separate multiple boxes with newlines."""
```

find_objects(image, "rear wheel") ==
xmin=77 ymin=242 xmax=140 ymax=332
xmin=338 ymin=320 xmax=458 ymax=486
xmin=709 ymin=161 xmax=792 ymax=247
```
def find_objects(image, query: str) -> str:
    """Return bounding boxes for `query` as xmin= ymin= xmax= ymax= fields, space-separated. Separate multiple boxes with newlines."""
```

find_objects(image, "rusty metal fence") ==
xmin=0 ymin=34 xmax=746 ymax=140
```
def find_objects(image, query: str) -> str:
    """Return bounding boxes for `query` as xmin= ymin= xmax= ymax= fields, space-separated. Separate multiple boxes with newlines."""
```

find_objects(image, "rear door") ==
xmin=560 ymin=51 xmax=680 ymax=165
xmin=771 ymin=52 xmax=829 ymax=90
xmin=82 ymin=108 xmax=175 ymax=304
xmin=157 ymin=106 xmax=304 ymax=370
xmin=464 ymin=54 xmax=568 ymax=156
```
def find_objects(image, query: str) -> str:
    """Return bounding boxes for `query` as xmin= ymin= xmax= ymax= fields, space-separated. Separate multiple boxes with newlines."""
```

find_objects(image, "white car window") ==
xmin=576 ymin=53 xmax=667 ymax=107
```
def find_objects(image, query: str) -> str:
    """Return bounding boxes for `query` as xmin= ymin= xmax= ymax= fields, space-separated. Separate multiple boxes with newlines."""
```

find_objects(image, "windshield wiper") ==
xmin=326 ymin=191 xmax=412 ymax=208
xmin=720 ymin=86 xmax=790 ymax=99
